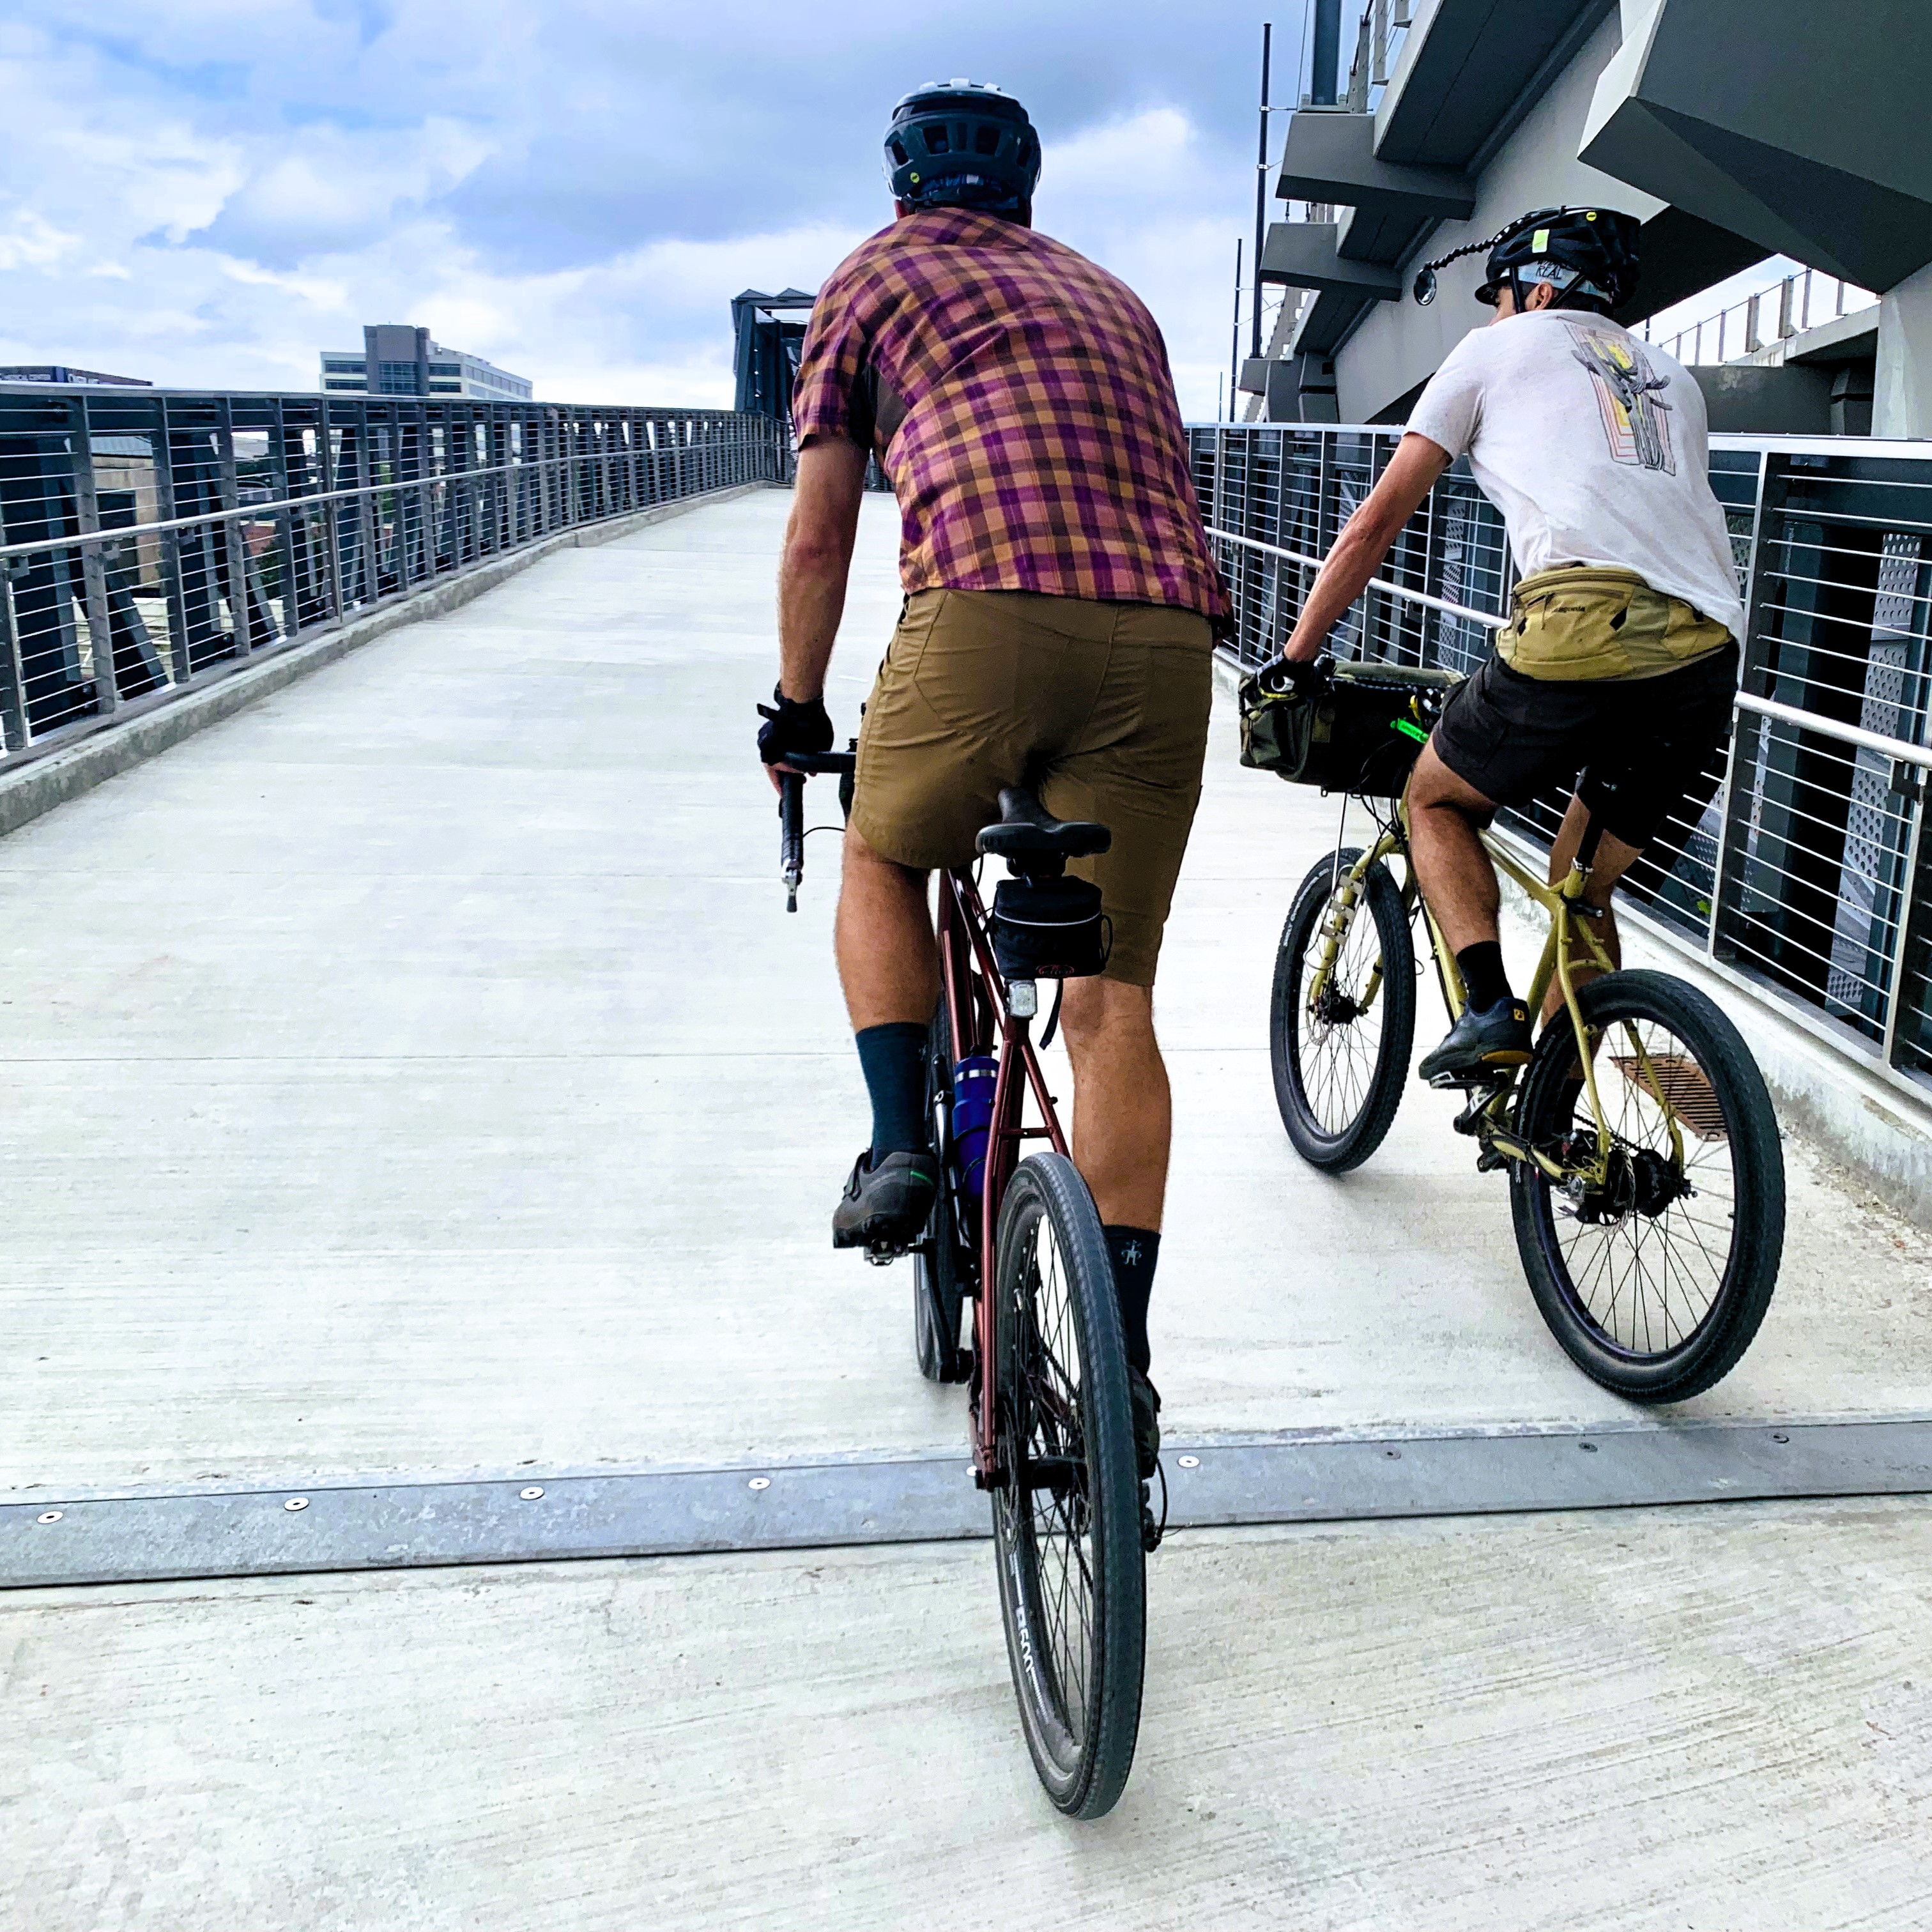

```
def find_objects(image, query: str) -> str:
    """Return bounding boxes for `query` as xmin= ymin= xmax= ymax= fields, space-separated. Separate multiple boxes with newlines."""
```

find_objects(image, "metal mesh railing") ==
xmin=0 ymin=387 xmax=786 ymax=767
xmin=1192 ymin=422 xmax=1932 ymax=1103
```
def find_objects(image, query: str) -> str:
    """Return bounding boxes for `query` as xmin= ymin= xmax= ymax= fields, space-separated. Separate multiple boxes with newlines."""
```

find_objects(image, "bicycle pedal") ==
xmin=1452 ymin=1081 xmax=1510 ymax=1137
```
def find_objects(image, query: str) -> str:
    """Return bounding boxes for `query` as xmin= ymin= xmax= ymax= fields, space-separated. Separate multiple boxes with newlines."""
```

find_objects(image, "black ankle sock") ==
xmin=854 ymin=1022 xmax=929 ymax=1158
xmin=1456 ymin=940 xmax=1514 ymax=1014
xmin=1104 ymin=1226 xmax=1160 ymax=1376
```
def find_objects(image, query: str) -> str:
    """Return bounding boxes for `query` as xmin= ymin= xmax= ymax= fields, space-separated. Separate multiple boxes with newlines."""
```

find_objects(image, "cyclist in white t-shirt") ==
xmin=1261 ymin=206 xmax=1742 ymax=1081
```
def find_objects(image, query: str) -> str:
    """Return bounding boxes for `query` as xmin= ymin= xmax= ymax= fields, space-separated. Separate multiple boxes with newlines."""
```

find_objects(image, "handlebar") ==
xmin=775 ymin=747 xmax=858 ymax=911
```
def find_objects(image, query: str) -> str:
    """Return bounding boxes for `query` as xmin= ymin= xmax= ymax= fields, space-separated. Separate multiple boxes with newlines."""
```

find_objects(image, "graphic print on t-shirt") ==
xmin=1567 ymin=323 xmax=1675 ymax=475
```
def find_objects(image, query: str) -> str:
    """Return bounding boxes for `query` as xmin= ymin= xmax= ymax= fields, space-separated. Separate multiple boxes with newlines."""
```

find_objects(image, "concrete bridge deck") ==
xmin=4 ymin=490 xmax=1929 ymax=1926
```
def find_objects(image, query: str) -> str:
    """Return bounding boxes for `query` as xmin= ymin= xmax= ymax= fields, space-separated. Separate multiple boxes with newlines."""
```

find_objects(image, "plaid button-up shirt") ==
xmin=791 ymin=208 xmax=1229 ymax=625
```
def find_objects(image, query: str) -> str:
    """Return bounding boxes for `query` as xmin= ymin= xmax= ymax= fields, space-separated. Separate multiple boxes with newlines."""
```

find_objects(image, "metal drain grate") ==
xmin=1610 ymin=1052 xmax=1728 ymax=1140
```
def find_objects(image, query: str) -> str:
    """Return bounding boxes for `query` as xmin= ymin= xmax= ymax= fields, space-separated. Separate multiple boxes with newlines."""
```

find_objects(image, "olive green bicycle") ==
xmin=1245 ymin=658 xmax=1785 ymax=1404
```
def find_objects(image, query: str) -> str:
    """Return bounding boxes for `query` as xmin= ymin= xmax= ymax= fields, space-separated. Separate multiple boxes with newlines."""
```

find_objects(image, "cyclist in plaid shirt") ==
xmin=756 ymin=80 xmax=1227 ymax=1473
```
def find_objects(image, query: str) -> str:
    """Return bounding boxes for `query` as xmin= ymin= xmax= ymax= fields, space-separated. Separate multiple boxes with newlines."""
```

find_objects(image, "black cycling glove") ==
xmin=756 ymin=683 xmax=835 ymax=766
xmin=1259 ymin=652 xmax=1333 ymax=699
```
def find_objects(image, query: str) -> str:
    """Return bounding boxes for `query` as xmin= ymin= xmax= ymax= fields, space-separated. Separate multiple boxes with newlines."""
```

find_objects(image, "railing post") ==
xmin=151 ymin=395 xmax=193 ymax=682
xmin=1708 ymin=454 xmax=1790 ymax=962
xmin=1882 ymin=788 xmax=1928 ymax=1069
xmin=0 ymin=555 xmax=27 ymax=753
xmin=65 ymin=395 xmax=118 ymax=716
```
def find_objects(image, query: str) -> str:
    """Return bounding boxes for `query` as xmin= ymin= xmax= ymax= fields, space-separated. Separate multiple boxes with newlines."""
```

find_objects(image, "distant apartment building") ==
xmin=319 ymin=325 xmax=533 ymax=401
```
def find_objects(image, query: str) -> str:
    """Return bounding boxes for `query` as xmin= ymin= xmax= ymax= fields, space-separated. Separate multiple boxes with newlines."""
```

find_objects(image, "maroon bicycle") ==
xmin=779 ymin=753 xmax=1148 ymax=1819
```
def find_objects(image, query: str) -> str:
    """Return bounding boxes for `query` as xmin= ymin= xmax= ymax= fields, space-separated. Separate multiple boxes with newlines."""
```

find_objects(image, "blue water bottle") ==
xmin=951 ymin=1056 xmax=999 ymax=1200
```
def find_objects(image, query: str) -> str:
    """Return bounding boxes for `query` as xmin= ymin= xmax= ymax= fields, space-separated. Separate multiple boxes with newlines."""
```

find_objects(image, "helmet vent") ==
xmin=889 ymin=138 xmax=908 ymax=166
xmin=974 ymin=124 xmax=999 ymax=156
xmin=926 ymin=125 xmax=950 ymax=155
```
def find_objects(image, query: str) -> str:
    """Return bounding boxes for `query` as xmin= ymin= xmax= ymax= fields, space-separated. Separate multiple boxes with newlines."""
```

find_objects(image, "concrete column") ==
xmin=1874 ymin=262 xmax=1932 ymax=440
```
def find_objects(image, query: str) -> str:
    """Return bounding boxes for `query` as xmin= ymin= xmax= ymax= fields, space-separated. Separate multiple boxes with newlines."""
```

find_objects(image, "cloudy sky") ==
xmin=0 ymin=0 xmax=1317 ymax=418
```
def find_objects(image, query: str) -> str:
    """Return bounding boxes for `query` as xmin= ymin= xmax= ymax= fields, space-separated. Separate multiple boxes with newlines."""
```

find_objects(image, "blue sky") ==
xmin=0 ymin=0 xmax=1312 ymax=415
xmin=0 ymin=1 xmax=1795 ymax=417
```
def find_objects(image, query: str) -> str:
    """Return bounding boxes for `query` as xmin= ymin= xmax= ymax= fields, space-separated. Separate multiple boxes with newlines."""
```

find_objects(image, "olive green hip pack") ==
xmin=1499 ymin=565 xmax=1732 ymax=682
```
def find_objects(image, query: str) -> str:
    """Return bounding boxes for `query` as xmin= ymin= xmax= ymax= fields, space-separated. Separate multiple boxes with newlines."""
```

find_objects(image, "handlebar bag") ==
xmin=1238 ymin=659 xmax=1462 ymax=799
xmin=990 ymin=876 xmax=1110 ymax=981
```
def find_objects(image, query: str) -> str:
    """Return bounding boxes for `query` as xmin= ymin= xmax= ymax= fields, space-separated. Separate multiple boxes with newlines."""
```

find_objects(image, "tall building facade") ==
xmin=319 ymin=325 xmax=533 ymax=402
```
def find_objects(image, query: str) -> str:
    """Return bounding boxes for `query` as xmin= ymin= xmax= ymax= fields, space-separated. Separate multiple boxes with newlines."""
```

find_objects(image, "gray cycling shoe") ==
xmin=1418 ymin=998 xmax=1533 ymax=1084
xmin=832 ymin=1149 xmax=939 ymax=1251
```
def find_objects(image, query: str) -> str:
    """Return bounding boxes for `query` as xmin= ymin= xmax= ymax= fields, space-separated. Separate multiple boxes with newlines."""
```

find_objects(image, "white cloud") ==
xmin=0 ymin=3 xmax=1275 ymax=412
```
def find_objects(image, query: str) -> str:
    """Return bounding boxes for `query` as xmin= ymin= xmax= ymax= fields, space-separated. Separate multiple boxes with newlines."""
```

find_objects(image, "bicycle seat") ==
xmin=976 ymin=787 xmax=1111 ymax=862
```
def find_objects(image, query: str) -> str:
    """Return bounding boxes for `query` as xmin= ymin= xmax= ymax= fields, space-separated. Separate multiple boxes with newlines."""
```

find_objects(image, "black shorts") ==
xmin=1431 ymin=642 xmax=1740 ymax=850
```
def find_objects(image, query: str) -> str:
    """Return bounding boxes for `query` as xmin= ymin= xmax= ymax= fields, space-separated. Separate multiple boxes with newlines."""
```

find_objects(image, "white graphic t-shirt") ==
xmin=1407 ymin=312 xmax=1744 ymax=641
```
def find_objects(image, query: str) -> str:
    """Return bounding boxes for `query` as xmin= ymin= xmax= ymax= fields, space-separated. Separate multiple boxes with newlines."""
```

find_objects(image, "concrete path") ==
xmin=1 ymin=487 xmax=1926 ymax=1496
xmin=3 ymin=488 xmax=1931 ymax=1926
xmin=7 ymin=1498 xmax=1931 ymax=1929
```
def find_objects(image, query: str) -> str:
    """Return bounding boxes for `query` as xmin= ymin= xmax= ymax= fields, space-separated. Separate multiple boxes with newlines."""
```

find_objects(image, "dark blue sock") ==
xmin=1104 ymin=1226 xmax=1160 ymax=1376
xmin=854 ymin=1022 xmax=930 ymax=1158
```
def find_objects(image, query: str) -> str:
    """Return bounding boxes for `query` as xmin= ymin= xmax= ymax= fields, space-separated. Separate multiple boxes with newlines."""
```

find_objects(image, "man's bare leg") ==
xmin=1057 ymin=977 xmax=1170 ymax=1229
xmin=836 ymin=823 xmax=938 ymax=1029
xmin=1406 ymin=740 xmax=1503 ymax=953
xmin=1059 ymin=974 xmax=1169 ymax=1388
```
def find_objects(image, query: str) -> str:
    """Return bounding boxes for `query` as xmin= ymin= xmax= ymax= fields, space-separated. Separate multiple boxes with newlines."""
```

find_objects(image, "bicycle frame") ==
xmin=934 ymin=866 xmax=1070 ymax=1487
xmin=1305 ymin=813 xmax=1688 ymax=1187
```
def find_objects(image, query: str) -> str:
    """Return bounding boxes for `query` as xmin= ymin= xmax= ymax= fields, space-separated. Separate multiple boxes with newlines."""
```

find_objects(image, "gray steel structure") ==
xmin=1192 ymin=420 xmax=1932 ymax=1105
xmin=0 ymin=385 xmax=785 ymax=772
xmin=1250 ymin=0 xmax=1932 ymax=433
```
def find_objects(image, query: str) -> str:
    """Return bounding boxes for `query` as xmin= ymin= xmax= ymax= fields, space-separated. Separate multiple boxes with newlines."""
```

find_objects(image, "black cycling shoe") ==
xmin=831 ymin=1149 xmax=939 ymax=1251
xmin=1127 ymin=1368 xmax=1162 ymax=1483
xmin=1418 ymin=997 xmax=1533 ymax=1084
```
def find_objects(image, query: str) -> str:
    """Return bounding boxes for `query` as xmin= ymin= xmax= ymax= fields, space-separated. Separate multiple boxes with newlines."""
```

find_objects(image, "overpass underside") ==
xmin=4 ymin=493 xmax=1930 ymax=1923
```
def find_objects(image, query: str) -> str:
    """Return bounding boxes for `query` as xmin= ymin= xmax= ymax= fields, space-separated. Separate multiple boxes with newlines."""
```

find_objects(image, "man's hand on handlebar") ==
xmin=758 ymin=682 xmax=835 ymax=793
xmin=1257 ymin=650 xmax=1334 ymax=699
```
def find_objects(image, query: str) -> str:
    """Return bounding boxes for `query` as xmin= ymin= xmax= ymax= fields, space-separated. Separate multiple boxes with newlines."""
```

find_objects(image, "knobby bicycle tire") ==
xmin=990 ymin=1153 xmax=1146 ymax=1819
xmin=1270 ymin=847 xmax=1416 ymax=1172
xmin=914 ymin=1004 xmax=972 ymax=1384
xmin=1510 ymin=969 xmax=1786 ymax=1402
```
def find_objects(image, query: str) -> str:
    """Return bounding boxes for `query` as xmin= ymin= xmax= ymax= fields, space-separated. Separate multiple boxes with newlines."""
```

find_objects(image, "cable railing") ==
xmin=1643 ymin=266 xmax=1877 ymax=367
xmin=0 ymin=385 xmax=786 ymax=769
xmin=1190 ymin=422 xmax=1932 ymax=1104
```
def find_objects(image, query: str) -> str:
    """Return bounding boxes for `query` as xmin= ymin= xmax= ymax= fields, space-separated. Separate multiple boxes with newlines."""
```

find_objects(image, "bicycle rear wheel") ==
xmin=1510 ymin=970 xmax=1786 ymax=1401
xmin=914 ymin=1006 xmax=971 ymax=1384
xmin=990 ymin=1153 xmax=1145 ymax=1819
xmin=1270 ymin=847 xmax=1416 ymax=1172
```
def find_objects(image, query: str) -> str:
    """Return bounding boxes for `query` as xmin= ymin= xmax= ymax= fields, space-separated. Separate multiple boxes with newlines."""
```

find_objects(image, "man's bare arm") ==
xmin=1280 ymin=432 xmax=1452 ymax=661
xmin=776 ymin=438 xmax=870 ymax=701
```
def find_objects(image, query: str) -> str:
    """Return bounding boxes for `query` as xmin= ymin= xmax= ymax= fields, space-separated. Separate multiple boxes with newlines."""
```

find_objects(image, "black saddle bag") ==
xmin=1238 ymin=659 xmax=1462 ymax=799
xmin=990 ymin=876 xmax=1110 ymax=980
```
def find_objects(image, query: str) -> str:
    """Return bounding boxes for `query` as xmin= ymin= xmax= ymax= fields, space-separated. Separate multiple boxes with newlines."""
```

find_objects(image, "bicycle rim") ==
xmin=1513 ymin=972 xmax=1784 ymax=1399
xmin=1271 ymin=849 xmax=1414 ymax=1170
xmin=990 ymin=1155 xmax=1144 ymax=1818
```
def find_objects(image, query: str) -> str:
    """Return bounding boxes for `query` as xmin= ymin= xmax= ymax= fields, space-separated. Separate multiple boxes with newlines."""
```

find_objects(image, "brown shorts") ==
xmin=850 ymin=588 xmax=1215 ymax=986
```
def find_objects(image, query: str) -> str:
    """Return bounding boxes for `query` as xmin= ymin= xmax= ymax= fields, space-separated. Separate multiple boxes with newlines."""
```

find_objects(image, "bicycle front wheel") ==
xmin=1510 ymin=970 xmax=1786 ymax=1402
xmin=1270 ymin=847 xmax=1416 ymax=1171
xmin=990 ymin=1153 xmax=1146 ymax=1820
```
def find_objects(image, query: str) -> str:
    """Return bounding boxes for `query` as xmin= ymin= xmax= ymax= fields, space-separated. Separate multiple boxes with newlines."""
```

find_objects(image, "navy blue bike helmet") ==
xmin=884 ymin=80 xmax=1041 ymax=217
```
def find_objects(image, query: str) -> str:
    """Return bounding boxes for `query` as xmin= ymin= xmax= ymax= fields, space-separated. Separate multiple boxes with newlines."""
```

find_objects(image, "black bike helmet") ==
xmin=884 ymin=80 xmax=1041 ymax=217
xmin=1412 ymin=206 xmax=1641 ymax=314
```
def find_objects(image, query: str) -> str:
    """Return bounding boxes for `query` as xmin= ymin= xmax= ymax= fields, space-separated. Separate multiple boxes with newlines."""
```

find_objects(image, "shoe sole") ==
xmin=1420 ymin=1046 xmax=1532 ymax=1084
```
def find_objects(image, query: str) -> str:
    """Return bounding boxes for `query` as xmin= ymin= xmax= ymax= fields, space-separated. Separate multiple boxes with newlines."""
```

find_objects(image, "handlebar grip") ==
xmin=780 ymin=771 xmax=804 ymax=885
